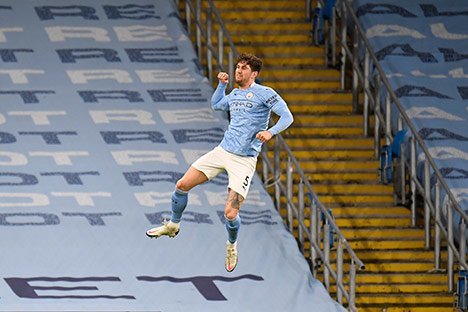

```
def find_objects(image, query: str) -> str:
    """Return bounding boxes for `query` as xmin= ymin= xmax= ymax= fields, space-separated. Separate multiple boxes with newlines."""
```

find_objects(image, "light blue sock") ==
xmin=225 ymin=214 xmax=241 ymax=244
xmin=170 ymin=188 xmax=188 ymax=223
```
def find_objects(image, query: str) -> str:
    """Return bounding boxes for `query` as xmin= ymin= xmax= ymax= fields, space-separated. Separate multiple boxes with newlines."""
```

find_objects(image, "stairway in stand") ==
xmin=210 ymin=0 xmax=454 ymax=311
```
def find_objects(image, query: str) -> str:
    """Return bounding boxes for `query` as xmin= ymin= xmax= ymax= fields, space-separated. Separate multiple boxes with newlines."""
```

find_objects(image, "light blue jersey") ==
xmin=211 ymin=82 xmax=293 ymax=157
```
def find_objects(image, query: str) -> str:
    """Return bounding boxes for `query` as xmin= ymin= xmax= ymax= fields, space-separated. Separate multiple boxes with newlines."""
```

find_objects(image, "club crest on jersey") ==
xmin=246 ymin=92 xmax=254 ymax=99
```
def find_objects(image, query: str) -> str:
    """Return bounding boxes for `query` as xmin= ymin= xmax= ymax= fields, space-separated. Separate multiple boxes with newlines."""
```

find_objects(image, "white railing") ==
xmin=261 ymin=135 xmax=365 ymax=311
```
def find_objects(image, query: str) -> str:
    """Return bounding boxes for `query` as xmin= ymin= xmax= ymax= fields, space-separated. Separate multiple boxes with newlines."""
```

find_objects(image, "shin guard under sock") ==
xmin=170 ymin=188 xmax=188 ymax=223
xmin=225 ymin=214 xmax=241 ymax=244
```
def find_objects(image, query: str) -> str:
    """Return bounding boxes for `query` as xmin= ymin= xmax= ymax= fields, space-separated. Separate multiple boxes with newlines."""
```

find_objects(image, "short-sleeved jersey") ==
xmin=211 ymin=82 xmax=290 ymax=157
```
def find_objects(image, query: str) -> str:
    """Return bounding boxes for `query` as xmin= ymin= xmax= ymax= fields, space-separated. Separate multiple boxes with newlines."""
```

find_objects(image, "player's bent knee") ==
xmin=175 ymin=179 xmax=191 ymax=192
xmin=224 ymin=209 xmax=239 ymax=220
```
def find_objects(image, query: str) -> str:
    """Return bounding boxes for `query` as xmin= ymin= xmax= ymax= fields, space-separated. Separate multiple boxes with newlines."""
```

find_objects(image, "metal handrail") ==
xmin=324 ymin=0 xmax=467 ymax=291
xmin=261 ymin=133 xmax=364 ymax=311
xmin=178 ymin=0 xmax=365 ymax=309
xmin=181 ymin=0 xmax=237 ymax=90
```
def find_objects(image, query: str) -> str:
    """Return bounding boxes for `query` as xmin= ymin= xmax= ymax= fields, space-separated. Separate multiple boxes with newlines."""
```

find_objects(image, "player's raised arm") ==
xmin=211 ymin=72 xmax=230 ymax=111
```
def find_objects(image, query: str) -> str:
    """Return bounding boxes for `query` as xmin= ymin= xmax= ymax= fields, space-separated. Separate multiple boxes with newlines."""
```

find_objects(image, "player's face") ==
xmin=235 ymin=61 xmax=257 ymax=87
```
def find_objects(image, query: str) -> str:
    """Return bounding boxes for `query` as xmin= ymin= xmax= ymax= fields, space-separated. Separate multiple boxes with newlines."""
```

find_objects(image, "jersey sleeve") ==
xmin=261 ymin=87 xmax=282 ymax=109
xmin=268 ymin=101 xmax=294 ymax=135
xmin=211 ymin=82 xmax=229 ymax=111
xmin=260 ymin=87 xmax=294 ymax=136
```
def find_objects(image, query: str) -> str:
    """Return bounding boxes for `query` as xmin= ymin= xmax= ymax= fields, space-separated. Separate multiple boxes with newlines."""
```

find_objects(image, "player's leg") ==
xmin=170 ymin=166 xmax=209 ymax=223
xmin=224 ymin=189 xmax=244 ymax=272
xmin=146 ymin=166 xmax=208 ymax=238
xmin=225 ymin=190 xmax=243 ymax=244
xmin=146 ymin=148 xmax=224 ymax=239
xmin=223 ymin=153 xmax=257 ymax=272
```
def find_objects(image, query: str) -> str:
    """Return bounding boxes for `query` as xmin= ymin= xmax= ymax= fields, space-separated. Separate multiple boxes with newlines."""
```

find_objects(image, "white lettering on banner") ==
xmin=450 ymin=67 xmax=468 ymax=79
xmin=90 ymin=110 xmax=156 ymax=125
xmin=366 ymin=24 xmax=426 ymax=39
xmin=366 ymin=23 xmax=468 ymax=41
xmin=0 ymin=152 xmax=28 ymax=166
xmin=410 ymin=70 xmax=427 ymax=77
xmin=204 ymin=191 xmax=227 ymax=206
xmin=204 ymin=190 xmax=266 ymax=207
xmin=0 ymin=193 xmax=49 ymax=207
xmin=386 ymin=73 xmax=404 ymax=78
xmin=418 ymin=147 xmax=468 ymax=162
xmin=0 ymin=70 xmax=44 ymax=84
xmin=136 ymin=69 xmax=195 ymax=83
xmin=410 ymin=70 xmax=448 ymax=79
xmin=431 ymin=23 xmax=468 ymax=40
xmin=177 ymin=33 xmax=190 ymax=42
xmin=8 ymin=111 xmax=67 ymax=125
xmin=29 ymin=151 xmax=89 ymax=165
xmin=134 ymin=192 xmax=202 ymax=207
xmin=45 ymin=26 xmax=110 ymax=42
xmin=426 ymin=74 xmax=448 ymax=79
xmin=181 ymin=149 xmax=209 ymax=164
xmin=442 ymin=188 xmax=468 ymax=213
xmin=111 ymin=150 xmax=178 ymax=165
xmin=387 ymin=67 xmax=468 ymax=79
xmin=67 ymin=70 xmax=198 ymax=84
xmin=0 ymin=27 xmax=23 ymax=42
xmin=159 ymin=108 xmax=219 ymax=124
xmin=244 ymin=190 xmax=266 ymax=206
xmin=51 ymin=192 xmax=112 ymax=206
xmin=406 ymin=107 xmax=464 ymax=121
xmin=114 ymin=25 xmax=171 ymax=42
xmin=67 ymin=70 xmax=132 ymax=84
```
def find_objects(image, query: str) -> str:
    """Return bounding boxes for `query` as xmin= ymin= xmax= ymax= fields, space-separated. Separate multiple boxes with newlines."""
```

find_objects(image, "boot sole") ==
xmin=146 ymin=230 xmax=180 ymax=239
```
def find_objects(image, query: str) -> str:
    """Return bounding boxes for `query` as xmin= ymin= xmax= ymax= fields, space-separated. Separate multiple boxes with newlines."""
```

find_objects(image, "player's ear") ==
xmin=252 ymin=71 xmax=258 ymax=78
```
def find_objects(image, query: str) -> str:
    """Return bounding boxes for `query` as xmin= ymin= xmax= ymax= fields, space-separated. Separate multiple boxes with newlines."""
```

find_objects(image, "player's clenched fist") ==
xmin=256 ymin=130 xmax=273 ymax=143
xmin=217 ymin=72 xmax=229 ymax=84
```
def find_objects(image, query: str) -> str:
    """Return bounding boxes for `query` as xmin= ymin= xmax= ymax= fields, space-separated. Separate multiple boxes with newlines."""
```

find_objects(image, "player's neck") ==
xmin=238 ymin=80 xmax=255 ymax=90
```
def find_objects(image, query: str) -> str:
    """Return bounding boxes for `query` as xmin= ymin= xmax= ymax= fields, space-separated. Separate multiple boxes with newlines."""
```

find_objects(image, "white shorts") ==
xmin=192 ymin=146 xmax=257 ymax=199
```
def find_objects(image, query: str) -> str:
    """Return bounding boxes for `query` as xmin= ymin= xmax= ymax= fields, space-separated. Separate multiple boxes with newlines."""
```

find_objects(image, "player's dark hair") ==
xmin=236 ymin=53 xmax=263 ymax=73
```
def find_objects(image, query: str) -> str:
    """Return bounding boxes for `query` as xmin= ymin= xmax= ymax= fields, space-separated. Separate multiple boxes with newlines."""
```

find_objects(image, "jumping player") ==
xmin=146 ymin=53 xmax=293 ymax=272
